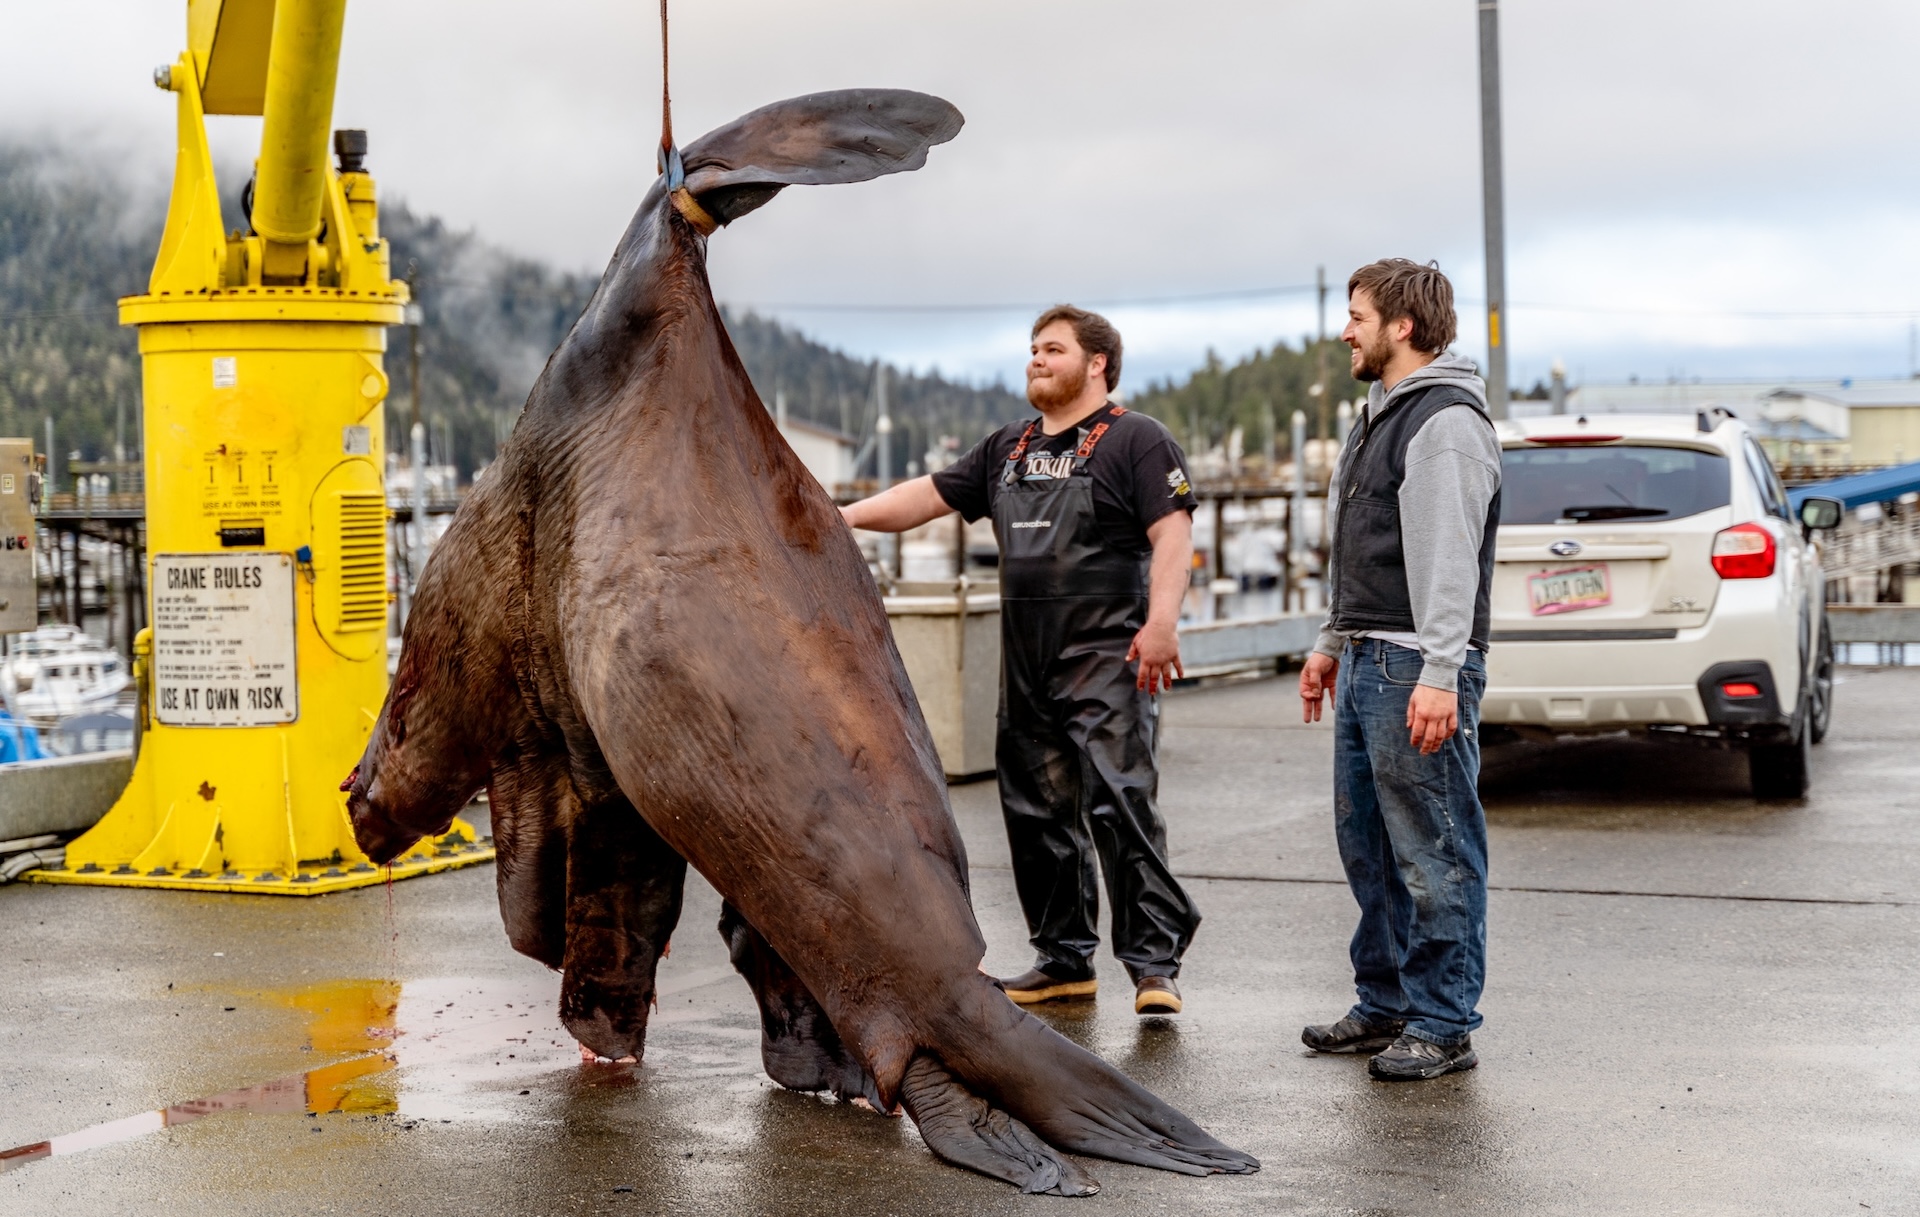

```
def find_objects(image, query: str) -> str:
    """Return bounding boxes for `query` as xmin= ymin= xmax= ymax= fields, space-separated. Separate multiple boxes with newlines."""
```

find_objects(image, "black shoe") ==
xmin=997 ymin=967 xmax=1097 ymax=1005
xmin=1301 ymin=1014 xmax=1406 ymax=1054
xmin=1133 ymin=976 xmax=1182 ymax=1015
xmin=1368 ymin=1033 xmax=1478 ymax=1081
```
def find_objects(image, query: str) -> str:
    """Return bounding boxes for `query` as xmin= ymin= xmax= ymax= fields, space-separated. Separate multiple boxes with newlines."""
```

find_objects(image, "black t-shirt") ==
xmin=933 ymin=405 xmax=1197 ymax=555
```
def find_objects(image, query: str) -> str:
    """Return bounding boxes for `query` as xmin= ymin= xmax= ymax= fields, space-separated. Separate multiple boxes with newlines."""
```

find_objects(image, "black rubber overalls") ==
xmin=991 ymin=407 xmax=1201 ymax=983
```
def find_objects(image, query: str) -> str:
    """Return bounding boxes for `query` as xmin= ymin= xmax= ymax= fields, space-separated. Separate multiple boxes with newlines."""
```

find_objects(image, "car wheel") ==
xmin=1749 ymin=712 xmax=1810 ymax=799
xmin=1809 ymin=617 xmax=1835 ymax=745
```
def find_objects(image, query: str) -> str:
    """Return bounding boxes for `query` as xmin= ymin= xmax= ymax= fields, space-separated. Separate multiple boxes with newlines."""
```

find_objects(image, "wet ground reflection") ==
xmin=0 ymin=963 xmax=755 ymax=1177
xmin=1 ymin=978 xmax=402 ymax=1173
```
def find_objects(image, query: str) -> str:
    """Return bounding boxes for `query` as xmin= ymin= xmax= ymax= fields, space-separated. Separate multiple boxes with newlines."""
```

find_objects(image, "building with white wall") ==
xmin=778 ymin=417 xmax=858 ymax=492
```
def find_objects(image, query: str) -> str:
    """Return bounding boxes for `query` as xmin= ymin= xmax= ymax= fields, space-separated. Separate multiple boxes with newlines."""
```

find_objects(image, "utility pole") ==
xmin=875 ymin=363 xmax=891 ymax=492
xmin=1477 ymin=0 xmax=1511 ymax=420
xmin=1316 ymin=265 xmax=1328 ymax=344
xmin=405 ymin=261 xmax=422 ymax=435
xmin=874 ymin=364 xmax=898 ymax=579
xmin=406 ymin=293 xmax=426 ymax=620
xmin=1289 ymin=410 xmax=1307 ymax=613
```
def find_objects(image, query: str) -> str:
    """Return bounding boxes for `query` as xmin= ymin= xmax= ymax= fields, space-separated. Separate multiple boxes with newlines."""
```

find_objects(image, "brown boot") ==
xmin=997 ymin=967 xmax=1098 ymax=1005
xmin=1134 ymin=975 xmax=1182 ymax=1015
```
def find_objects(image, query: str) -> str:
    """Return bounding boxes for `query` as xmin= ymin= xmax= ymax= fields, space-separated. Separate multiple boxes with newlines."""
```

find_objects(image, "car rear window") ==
xmin=1500 ymin=445 xmax=1731 ymax=525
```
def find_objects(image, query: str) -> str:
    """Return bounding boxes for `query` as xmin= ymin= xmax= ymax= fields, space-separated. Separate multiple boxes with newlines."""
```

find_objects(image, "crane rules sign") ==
xmin=152 ymin=552 xmax=298 ymax=726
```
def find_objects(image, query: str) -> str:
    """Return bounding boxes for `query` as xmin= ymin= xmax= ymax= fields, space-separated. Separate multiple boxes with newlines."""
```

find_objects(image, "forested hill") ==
xmin=1 ymin=138 xmax=1367 ymax=482
xmin=0 ymin=146 xmax=150 ymax=464
xmin=0 ymin=142 xmax=1028 ymax=481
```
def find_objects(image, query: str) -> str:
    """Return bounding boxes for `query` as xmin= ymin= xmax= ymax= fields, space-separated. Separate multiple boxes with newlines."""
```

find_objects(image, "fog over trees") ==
xmin=1 ymin=141 xmax=1357 ymax=481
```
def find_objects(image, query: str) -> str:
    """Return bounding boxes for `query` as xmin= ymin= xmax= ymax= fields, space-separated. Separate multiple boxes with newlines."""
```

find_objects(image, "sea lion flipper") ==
xmin=678 ymin=89 xmax=963 ymax=226
xmin=898 ymin=1054 xmax=1099 ymax=1197
xmin=557 ymin=799 xmax=688 ymax=1061
xmin=488 ymin=744 xmax=576 ymax=968
xmin=952 ymin=1014 xmax=1261 ymax=1178
xmin=720 ymin=903 xmax=879 ymax=1103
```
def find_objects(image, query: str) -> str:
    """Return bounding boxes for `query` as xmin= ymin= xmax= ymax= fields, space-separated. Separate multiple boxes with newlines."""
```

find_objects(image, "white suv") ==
xmin=1482 ymin=411 xmax=1843 ymax=797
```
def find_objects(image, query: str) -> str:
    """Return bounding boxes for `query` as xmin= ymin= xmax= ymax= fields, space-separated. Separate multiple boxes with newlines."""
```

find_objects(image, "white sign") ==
xmin=152 ymin=552 xmax=298 ymax=726
xmin=212 ymin=356 xmax=237 ymax=388
xmin=0 ymin=439 xmax=33 ymax=634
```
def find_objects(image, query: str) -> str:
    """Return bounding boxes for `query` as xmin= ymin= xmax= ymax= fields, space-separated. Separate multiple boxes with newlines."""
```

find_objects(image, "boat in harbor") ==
xmin=0 ymin=626 xmax=132 ymax=727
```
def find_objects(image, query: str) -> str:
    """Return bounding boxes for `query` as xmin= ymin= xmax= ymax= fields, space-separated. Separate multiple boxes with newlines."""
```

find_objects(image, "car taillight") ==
xmin=1721 ymin=682 xmax=1763 ymax=699
xmin=1711 ymin=522 xmax=1776 ymax=579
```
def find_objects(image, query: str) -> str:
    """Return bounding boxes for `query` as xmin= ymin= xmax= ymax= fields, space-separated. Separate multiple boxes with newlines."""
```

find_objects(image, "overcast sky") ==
xmin=10 ymin=0 xmax=1920 ymax=391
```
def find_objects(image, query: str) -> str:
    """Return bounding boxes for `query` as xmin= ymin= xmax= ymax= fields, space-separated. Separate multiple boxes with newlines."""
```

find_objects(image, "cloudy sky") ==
xmin=10 ymin=0 xmax=1920 ymax=391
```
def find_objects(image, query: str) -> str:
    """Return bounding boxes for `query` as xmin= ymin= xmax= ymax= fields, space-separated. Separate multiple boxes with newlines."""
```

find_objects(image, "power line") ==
xmin=8 ymin=290 xmax=1920 ymax=326
xmin=725 ymin=291 xmax=1920 ymax=322
xmin=1494 ymin=301 xmax=1920 ymax=321
xmin=723 ymin=283 xmax=1321 ymax=314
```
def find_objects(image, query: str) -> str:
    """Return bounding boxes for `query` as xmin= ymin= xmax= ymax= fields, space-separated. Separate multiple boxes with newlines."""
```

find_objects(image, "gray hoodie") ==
xmin=1312 ymin=352 xmax=1502 ymax=691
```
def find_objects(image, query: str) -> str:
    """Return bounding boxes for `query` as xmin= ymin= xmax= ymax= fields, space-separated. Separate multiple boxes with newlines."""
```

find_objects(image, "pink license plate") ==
xmin=1528 ymin=565 xmax=1611 ymax=615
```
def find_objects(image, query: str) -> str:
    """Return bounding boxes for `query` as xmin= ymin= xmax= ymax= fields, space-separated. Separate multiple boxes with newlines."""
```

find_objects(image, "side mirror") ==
xmin=1798 ymin=496 xmax=1843 ymax=532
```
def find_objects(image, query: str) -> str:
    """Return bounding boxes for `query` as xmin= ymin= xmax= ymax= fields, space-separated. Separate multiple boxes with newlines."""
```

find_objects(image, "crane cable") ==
xmin=657 ymin=0 xmax=717 ymax=233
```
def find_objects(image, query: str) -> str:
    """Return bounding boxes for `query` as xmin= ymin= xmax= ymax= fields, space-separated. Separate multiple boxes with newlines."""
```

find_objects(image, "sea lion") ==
xmin=343 ymin=88 xmax=1258 ymax=1195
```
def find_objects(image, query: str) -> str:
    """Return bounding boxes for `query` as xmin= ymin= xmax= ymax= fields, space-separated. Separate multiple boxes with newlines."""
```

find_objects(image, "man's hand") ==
xmin=1300 ymin=652 xmax=1338 ymax=723
xmin=1128 ymin=620 xmax=1183 ymax=694
xmin=1406 ymin=684 xmax=1458 ymax=755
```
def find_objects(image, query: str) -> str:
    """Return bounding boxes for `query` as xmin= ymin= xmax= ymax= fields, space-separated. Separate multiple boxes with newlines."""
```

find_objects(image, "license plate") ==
xmin=1529 ymin=565 xmax=1611 ymax=616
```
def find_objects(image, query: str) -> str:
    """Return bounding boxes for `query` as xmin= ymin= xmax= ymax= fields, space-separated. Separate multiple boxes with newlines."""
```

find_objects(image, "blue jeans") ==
xmin=1333 ymin=638 xmax=1488 ymax=1046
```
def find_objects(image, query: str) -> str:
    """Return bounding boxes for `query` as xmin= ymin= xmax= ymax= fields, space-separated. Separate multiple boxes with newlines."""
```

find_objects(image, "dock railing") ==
xmin=1828 ymin=604 xmax=1920 ymax=643
xmin=1176 ymin=613 xmax=1323 ymax=678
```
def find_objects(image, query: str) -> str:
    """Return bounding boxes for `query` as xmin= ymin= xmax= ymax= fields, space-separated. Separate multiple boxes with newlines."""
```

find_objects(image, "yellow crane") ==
xmin=33 ymin=0 xmax=491 ymax=893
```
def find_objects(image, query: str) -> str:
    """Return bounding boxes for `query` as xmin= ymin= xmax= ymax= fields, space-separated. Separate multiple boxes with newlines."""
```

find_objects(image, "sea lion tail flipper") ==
xmin=678 ymin=89 xmax=963 ymax=227
xmin=966 ymin=1014 xmax=1261 ymax=1178
xmin=720 ymin=903 xmax=879 ymax=1103
xmin=898 ymin=1054 xmax=1099 ymax=1197
xmin=558 ymin=799 xmax=687 ymax=1061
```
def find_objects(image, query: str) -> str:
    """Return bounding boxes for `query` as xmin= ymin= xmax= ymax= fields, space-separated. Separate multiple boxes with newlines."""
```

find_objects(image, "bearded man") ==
xmin=1298 ymin=259 xmax=1502 ymax=1080
xmin=842 ymin=305 xmax=1202 ymax=1017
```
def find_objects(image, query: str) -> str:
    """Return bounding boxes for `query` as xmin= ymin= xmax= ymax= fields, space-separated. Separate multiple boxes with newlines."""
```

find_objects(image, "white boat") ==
xmin=0 ymin=625 xmax=132 ymax=727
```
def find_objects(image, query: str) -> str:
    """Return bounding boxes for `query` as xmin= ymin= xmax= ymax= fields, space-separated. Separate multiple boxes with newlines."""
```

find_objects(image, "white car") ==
xmin=1482 ymin=411 xmax=1843 ymax=797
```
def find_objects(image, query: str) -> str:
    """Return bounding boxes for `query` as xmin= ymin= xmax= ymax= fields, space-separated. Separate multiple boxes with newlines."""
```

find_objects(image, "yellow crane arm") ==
xmin=253 ymin=0 xmax=347 ymax=280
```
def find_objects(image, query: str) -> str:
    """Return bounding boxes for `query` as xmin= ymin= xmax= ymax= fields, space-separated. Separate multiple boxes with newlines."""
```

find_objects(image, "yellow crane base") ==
xmin=24 ymin=829 xmax=493 ymax=896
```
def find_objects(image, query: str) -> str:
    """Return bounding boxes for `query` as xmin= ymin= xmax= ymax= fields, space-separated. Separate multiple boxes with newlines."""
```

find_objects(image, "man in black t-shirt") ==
xmin=842 ymin=306 xmax=1202 ymax=1017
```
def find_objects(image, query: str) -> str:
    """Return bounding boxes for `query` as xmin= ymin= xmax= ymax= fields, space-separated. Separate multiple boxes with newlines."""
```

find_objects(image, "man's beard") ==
xmin=1351 ymin=330 xmax=1394 ymax=382
xmin=1027 ymin=358 xmax=1091 ymax=410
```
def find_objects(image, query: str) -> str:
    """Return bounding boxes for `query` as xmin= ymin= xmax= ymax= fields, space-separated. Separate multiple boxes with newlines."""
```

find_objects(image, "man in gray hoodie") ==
xmin=1297 ymin=259 xmax=1502 ymax=1081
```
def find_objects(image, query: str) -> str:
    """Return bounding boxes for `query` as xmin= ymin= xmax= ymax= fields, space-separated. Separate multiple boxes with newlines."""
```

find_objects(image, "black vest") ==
xmin=1326 ymin=384 xmax=1500 ymax=650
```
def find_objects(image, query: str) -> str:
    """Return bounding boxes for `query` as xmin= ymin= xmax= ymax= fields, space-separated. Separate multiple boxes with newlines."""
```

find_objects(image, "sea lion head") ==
xmin=343 ymin=633 xmax=492 ymax=864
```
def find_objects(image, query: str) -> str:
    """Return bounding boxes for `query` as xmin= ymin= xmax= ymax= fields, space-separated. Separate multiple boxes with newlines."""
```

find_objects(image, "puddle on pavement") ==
xmin=1 ymin=978 xmax=402 ymax=1174
xmin=0 ymin=966 xmax=749 ymax=1175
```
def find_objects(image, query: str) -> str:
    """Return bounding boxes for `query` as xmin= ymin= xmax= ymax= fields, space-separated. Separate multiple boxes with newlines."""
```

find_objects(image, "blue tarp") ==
xmin=0 ymin=712 xmax=47 ymax=763
xmin=1788 ymin=460 xmax=1920 ymax=511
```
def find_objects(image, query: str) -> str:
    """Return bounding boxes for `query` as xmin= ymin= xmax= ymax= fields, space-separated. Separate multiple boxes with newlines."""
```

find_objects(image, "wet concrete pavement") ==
xmin=4 ymin=665 xmax=1918 ymax=1215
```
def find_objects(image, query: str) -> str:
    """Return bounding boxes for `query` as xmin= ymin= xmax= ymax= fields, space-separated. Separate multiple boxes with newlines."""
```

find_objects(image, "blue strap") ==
xmin=659 ymin=142 xmax=686 ymax=191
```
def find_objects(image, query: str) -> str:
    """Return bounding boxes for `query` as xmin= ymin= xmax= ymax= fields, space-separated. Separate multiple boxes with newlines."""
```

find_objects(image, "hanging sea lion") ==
xmin=342 ymin=86 xmax=1258 ymax=1196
